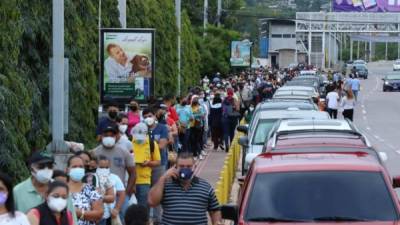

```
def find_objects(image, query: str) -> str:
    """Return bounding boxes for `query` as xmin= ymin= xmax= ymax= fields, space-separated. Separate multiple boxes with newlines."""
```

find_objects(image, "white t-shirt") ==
xmin=0 ymin=211 xmax=30 ymax=225
xmin=341 ymin=97 xmax=356 ymax=110
xmin=326 ymin=91 xmax=339 ymax=109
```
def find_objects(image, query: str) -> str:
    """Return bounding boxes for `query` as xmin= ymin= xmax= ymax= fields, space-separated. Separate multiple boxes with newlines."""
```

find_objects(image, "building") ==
xmin=265 ymin=19 xmax=307 ymax=69
xmin=261 ymin=19 xmax=339 ymax=69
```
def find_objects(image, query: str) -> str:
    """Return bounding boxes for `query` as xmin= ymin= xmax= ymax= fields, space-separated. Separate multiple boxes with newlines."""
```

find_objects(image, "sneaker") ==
xmin=199 ymin=155 xmax=204 ymax=160
xmin=194 ymin=156 xmax=198 ymax=161
xmin=219 ymin=144 xmax=225 ymax=151
xmin=201 ymin=150 xmax=208 ymax=156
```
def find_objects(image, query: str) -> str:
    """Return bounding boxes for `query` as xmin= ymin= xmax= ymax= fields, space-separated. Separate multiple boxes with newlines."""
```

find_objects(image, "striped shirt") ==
xmin=161 ymin=177 xmax=220 ymax=225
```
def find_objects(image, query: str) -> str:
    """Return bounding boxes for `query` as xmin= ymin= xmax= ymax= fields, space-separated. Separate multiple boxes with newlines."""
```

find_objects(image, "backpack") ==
xmin=148 ymin=131 xmax=155 ymax=153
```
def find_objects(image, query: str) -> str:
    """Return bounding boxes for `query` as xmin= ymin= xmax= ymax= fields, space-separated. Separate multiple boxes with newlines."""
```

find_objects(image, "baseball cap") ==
xmin=102 ymin=124 xmax=118 ymax=134
xmin=28 ymin=150 xmax=54 ymax=165
xmin=131 ymin=123 xmax=148 ymax=141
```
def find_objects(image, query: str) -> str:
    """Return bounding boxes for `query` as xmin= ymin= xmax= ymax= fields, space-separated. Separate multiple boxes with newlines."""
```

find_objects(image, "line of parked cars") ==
xmin=221 ymin=70 xmax=400 ymax=225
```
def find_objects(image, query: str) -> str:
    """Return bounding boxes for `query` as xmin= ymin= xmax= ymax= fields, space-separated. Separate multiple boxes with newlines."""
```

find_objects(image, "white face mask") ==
xmin=47 ymin=196 xmax=67 ymax=212
xmin=118 ymin=124 xmax=128 ymax=134
xmin=102 ymin=137 xmax=116 ymax=148
xmin=96 ymin=168 xmax=110 ymax=176
xmin=144 ymin=117 xmax=155 ymax=126
xmin=32 ymin=168 xmax=53 ymax=184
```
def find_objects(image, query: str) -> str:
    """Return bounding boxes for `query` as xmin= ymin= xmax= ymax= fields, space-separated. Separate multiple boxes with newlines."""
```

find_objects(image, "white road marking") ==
xmin=396 ymin=150 xmax=400 ymax=155
xmin=363 ymin=116 xmax=367 ymax=120
xmin=366 ymin=127 xmax=371 ymax=130
xmin=362 ymin=110 xmax=367 ymax=114
xmin=361 ymin=105 xmax=365 ymax=108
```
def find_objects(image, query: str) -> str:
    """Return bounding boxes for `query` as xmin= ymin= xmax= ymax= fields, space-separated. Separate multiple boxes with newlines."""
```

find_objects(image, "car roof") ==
xmin=274 ymin=90 xmax=311 ymax=97
xmin=276 ymin=119 xmax=352 ymax=132
xmin=256 ymin=100 xmax=316 ymax=111
xmin=258 ymin=110 xmax=329 ymax=120
xmin=253 ymin=152 xmax=382 ymax=173
xmin=300 ymin=70 xmax=317 ymax=75
xmin=274 ymin=133 xmax=368 ymax=148
xmin=278 ymin=86 xmax=315 ymax=91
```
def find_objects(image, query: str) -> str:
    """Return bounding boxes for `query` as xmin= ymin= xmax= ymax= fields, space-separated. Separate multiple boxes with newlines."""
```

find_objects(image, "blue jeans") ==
xmin=352 ymin=90 xmax=358 ymax=101
xmin=136 ymin=184 xmax=150 ymax=209
xmin=119 ymin=194 xmax=130 ymax=223
xmin=151 ymin=166 xmax=165 ymax=223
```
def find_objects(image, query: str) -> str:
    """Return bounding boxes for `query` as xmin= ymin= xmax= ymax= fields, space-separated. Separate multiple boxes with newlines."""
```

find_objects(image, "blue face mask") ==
xmin=179 ymin=168 xmax=194 ymax=181
xmin=69 ymin=168 xmax=85 ymax=182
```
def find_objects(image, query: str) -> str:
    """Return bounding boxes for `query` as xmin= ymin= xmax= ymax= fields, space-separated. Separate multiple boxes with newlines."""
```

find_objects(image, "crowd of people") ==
xmin=1 ymin=65 xmax=363 ymax=225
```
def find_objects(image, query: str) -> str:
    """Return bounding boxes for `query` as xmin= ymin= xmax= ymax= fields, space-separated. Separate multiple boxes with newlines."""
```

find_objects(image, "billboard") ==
xmin=230 ymin=41 xmax=251 ymax=67
xmin=333 ymin=0 xmax=400 ymax=12
xmin=100 ymin=28 xmax=155 ymax=104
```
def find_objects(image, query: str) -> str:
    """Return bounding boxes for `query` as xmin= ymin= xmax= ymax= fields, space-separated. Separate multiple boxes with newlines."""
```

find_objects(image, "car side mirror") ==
xmin=237 ymin=125 xmax=248 ymax=134
xmin=393 ymin=176 xmax=400 ymax=188
xmin=239 ymin=136 xmax=249 ymax=148
xmin=221 ymin=204 xmax=238 ymax=222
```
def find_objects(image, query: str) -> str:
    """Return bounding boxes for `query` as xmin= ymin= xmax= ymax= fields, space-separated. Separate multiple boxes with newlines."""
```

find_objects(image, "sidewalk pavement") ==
xmin=195 ymin=141 xmax=241 ymax=225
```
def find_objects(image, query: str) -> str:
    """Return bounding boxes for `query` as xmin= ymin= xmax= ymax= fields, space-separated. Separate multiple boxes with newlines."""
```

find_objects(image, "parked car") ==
xmin=263 ymin=119 xmax=388 ymax=163
xmin=393 ymin=60 xmax=400 ymax=71
xmin=238 ymin=111 xmax=330 ymax=175
xmin=383 ymin=73 xmax=400 ymax=92
xmin=221 ymin=152 xmax=400 ymax=224
xmin=276 ymin=86 xmax=319 ymax=99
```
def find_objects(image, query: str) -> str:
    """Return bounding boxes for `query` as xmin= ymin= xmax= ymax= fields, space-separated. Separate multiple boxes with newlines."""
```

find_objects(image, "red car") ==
xmin=222 ymin=152 xmax=400 ymax=224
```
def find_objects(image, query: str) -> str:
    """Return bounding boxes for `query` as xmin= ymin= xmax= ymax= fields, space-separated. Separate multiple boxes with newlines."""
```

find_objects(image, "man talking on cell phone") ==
xmin=148 ymin=152 xmax=223 ymax=225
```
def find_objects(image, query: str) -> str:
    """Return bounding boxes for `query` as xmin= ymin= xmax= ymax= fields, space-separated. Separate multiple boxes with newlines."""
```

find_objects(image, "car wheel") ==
xmin=383 ymin=88 xmax=387 ymax=92
xmin=241 ymin=149 xmax=246 ymax=176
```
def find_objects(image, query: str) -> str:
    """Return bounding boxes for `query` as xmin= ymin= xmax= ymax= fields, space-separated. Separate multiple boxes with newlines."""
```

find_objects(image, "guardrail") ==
xmin=214 ymin=131 xmax=242 ymax=204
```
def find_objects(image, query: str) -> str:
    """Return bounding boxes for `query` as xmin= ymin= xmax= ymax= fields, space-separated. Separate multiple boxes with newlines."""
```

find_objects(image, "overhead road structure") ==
xmin=296 ymin=12 xmax=400 ymax=68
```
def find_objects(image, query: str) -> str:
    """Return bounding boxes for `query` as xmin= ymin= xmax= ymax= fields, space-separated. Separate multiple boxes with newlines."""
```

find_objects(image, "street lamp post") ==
xmin=175 ymin=0 xmax=181 ymax=95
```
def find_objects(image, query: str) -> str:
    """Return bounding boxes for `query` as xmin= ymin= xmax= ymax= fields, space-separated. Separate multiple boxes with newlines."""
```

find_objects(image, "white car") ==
xmin=393 ymin=60 xmax=400 ymax=71
xmin=239 ymin=110 xmax=330 ymax=174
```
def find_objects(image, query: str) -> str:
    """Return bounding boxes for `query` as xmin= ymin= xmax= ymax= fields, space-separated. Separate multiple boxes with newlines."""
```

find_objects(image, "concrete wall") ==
xmin=278 ymin=49 xmax=296 ymax=68
xmin=269 ymin=22 xmax=296 ymax=51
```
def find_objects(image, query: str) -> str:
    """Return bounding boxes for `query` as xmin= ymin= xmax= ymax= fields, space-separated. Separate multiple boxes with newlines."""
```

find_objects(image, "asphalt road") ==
xmin=350 ymin=61 xmax=400 ymax=176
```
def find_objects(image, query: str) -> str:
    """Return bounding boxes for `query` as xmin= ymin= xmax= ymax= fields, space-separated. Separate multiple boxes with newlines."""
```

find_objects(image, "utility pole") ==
xmin=175 ymin=0 xmax=181 ymax=95
xmin=217 ymin=0 xmax=222 ymax=26
xmin=118 ymin=0 xmax=127 ymax=28
xmin=203 ymin=0 xmax=208 ymax=37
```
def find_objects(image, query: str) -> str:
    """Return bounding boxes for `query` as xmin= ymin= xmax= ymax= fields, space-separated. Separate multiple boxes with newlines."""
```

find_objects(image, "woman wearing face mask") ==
xmin=0 ymin=172 xmax=30 ymax=225
xmin=127 ymin=101 xmax=141 ymax=134
xmin=27 ymin=181 xmax=74 ymax=225
xmin=67 ymin=156 xmax=104 ymax=225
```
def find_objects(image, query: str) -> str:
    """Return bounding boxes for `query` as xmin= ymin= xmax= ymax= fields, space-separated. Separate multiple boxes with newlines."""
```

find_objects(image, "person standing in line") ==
xmin=341 ymin=89 xmax=356 ymax=121
xmin=27 ymin=181 xmax=74 ymax=225
xmin=142 ymin=108 xmax=169 ymax=225
xmin=0 ymin=172 xmax=30 ymax=225
xmin=131 ymin=122 xmax=161 ymax=210
xmin=96 ymin=102 xmax=119 ymax=141
xmin=116 ymin=114 xmax=133 ymax=153
xmin=127 ymin=101 xmax=141 ymax=135
xmin=94 ymin=156 xmax=126 ymax=225
xmin=189 ymin=96 xmax=206 ymax=160
xmin=91 ymin=125 xmax=136 ymax=220
xmin=326 ymin=86 xmax=340 ymax=119
xmin=148 ymin=152 xmax=222 ymax=225
xmin=175 ymin=96 xmax=192 ymax=153
xmin=209 ymin=93 xmax=223 ymax=151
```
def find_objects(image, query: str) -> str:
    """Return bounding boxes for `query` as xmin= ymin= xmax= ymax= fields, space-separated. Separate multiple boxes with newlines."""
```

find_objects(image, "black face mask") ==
xmin=85 ymin=166 xmax=96 ymax=174
xmin=108 ymin=111 xmax=117 ymax=119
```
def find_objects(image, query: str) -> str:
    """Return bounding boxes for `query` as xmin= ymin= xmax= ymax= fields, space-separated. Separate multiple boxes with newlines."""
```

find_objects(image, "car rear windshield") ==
xmin=252 ymin=119 xmax=277 ymax=145
xmin=387 ymin=75 xmax=400 ymax=80
xmin=245 ymin=171 xmax=398 ymax=222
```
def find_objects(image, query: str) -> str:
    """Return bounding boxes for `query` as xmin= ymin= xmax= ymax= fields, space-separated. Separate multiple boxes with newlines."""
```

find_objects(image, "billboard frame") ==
xmin=230 ymin=40 xmax=253 ymax=68
xmin=100 ymin=28 xmax=156 ymax=105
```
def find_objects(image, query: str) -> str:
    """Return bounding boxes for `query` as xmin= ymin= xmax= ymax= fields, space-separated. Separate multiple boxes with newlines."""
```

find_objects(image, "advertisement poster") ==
xmin=230 ymin=41 xmax=252 ymax=67
xmin=100 ymin=29 xmax=155 ymax=103
xmin=333 ymin=0 xmax=400 ymax=12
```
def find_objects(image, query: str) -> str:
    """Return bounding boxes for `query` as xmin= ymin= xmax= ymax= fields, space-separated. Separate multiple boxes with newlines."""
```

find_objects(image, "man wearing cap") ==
xmin=131 ymin=122 xmax=161 ymax=209
xmin=13 ymin=151 xmax=78 ymax=224
xmin=92 ymin=124 xmax=136 ymax=219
